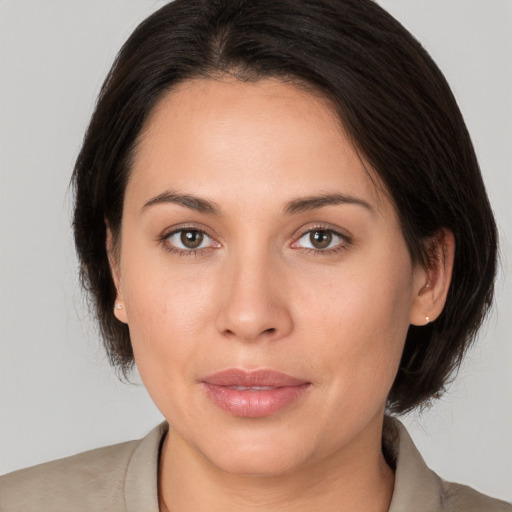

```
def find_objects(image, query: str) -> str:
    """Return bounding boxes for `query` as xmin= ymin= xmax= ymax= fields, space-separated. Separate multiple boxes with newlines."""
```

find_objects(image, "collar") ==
xmin=384 ymin=416 xmax=445 ymax=511
xmin=123 ymin=418 xmax=443 ymax=512
xmin=125 ymin=422 xmax=166 ymax=512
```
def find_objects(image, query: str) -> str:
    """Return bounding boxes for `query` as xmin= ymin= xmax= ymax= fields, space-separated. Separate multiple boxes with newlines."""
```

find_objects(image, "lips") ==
xmin=202 ymin=369 xmax=311 ymax=418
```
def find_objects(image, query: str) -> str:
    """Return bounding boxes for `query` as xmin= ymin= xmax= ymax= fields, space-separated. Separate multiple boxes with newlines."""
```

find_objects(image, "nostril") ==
xmin=264 ymin=328 xmax=277 ymax=335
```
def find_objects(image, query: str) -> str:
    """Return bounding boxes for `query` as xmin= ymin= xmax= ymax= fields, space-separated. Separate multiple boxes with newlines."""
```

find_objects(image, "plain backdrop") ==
xmin=1 ymin=0 xmax=511 ymax=502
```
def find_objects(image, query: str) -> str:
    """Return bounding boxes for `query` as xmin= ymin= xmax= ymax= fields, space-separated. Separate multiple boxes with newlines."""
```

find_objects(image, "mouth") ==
xmin=201 ymin=369 xmax=311 ymax=418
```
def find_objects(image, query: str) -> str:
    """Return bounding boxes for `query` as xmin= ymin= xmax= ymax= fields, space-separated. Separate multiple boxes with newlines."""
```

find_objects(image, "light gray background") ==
xmin=1 ymin=0 xmax=511 ymax=502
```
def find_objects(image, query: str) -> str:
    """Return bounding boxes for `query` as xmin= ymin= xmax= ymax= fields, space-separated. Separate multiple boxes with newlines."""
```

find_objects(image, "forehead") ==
xmin=128 ymin=77 xmax=387 ymax=213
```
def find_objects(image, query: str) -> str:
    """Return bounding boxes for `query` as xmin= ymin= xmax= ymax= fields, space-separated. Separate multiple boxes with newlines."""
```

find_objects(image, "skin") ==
xmin=109 ymin=78 xmax=454 ymax=512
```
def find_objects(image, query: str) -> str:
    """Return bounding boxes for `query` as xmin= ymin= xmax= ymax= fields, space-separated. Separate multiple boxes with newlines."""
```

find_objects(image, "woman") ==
xmin=1 ymin=0 xmax=510 ymax=510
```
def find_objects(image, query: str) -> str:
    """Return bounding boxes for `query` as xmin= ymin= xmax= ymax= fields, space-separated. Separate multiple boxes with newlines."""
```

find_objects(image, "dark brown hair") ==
xmin=72 ymin=0 xmax=497 ymax=414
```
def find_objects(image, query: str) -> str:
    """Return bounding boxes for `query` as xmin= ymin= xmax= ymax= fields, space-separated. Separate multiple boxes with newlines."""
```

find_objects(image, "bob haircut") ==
xmin=72 ymin=0 xmax=497 ymax=414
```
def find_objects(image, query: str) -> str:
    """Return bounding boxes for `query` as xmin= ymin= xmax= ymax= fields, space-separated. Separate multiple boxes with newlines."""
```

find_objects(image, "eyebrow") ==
xmin=141 ymin=190 xmax=221 ymax=215
xmin=141 ymin=190 xmax=374 ymax=216
xmin=284 ymin=193 xmax=375 ymax=215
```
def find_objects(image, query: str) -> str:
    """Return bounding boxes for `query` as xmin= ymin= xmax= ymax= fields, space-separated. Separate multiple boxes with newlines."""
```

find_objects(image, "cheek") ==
xmin=294 ymin=254 xmax=414 ymax=400
xmin=125 ymin=274 xmax=213 ymax=345
xmin=120 ymin=266 xmax=216 ymax=420
xmin=118 ymin=245 xmax=217 ymax=379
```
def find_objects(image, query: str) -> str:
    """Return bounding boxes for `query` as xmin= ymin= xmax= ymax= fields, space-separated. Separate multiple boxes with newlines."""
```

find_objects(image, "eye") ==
xmin=164 ymin=229 xmax=218 ymax=251
xmin=292 ymin=228 xmax=347 ymax=251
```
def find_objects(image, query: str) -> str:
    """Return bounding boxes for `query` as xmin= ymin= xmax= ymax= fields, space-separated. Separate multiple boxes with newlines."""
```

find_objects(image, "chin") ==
xmin=207 ymin=446 xmax=303 ymax=478
xmin=192 ymin=425 xmax=313 ymax=477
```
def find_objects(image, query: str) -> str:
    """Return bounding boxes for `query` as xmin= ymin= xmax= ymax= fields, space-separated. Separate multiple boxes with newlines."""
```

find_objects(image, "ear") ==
xmin=106 ymin=225 xmax=128 ymax=324
xmin=410 ymin=228 xmax=455 ymax=326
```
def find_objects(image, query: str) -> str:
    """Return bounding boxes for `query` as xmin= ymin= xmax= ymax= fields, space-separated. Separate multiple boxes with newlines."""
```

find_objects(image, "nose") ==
xmin=214 ymin=250 xmax=293 ymax=343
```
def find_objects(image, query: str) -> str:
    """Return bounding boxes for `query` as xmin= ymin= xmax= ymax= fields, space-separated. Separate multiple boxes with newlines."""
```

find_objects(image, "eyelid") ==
xmin=290 ymin=223 xmax=352 ymax=251
xmin=159 ymin=223 xmax=222 ymax=255
xmin=158 ymin=222 xmax=351 ymax=256
xmin=160 ymin=222 xmax=220 ymax=241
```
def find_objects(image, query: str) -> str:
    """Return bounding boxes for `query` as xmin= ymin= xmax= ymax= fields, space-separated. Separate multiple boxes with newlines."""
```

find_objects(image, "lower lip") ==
xmin=202 ymin=383 xmax=311 ymax=418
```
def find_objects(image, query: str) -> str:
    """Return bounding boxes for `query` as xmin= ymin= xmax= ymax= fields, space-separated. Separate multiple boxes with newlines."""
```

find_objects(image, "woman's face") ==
xmin=112 ymin=78 xmax=429 ymax=475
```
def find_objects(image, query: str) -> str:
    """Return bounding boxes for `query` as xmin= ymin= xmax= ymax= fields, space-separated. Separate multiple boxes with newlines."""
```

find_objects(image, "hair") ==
xmin=72 ymin=0 xmax=497 ymax=414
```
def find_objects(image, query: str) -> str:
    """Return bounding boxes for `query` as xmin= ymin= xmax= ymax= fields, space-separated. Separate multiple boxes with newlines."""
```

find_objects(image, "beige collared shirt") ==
xmin=1 ymin=418 xmax=510 ymax=511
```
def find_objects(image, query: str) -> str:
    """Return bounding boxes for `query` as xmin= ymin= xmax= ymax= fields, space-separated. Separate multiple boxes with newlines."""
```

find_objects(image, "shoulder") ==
xmin=385 ymin=417 xmax=512 ymax=512
xmin=0 ymin=439 xmax=138 ymax=512
xmin=0 ymin=423 xmax=166 ymax=512
xmin=440 ymin=479 xmax=512 ymax=512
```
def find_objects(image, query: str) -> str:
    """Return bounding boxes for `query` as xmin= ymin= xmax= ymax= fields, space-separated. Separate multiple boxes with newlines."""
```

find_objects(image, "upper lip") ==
xmin=202 ymin=369 xmax=309 ymax=388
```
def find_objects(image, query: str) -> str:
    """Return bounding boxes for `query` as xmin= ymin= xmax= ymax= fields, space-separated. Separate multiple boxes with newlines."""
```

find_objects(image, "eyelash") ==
xmin=159 ymin=224 xmax=351 ymax=258
xmin=291 ymin=224 xmax=351 ymax=256
xmin=159 ymin=225 xmax=220 ymax=258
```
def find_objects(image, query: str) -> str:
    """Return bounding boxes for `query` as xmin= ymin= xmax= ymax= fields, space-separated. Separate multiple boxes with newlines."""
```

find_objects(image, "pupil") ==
xmin=311 ymin=230 xmax=332 ymax=249
xmin=181 ymin=230 xmax=203 ymax=249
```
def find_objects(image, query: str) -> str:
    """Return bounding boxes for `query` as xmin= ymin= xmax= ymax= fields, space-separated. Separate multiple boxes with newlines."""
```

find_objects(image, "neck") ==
xmin=158 ymin=417 xmax=394 ymax=512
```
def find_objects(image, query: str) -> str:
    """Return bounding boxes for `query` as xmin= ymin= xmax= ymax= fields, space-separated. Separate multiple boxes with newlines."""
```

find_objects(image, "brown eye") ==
xmin=310 ymin=230 xmax=332 ymax=249
xmin=164 ymin=228 xmax=220 ymax=254
xmin=180 ymin=230 xmax=204 ymax=249
xmin=291 ymin=228 xmax=347 ymax=252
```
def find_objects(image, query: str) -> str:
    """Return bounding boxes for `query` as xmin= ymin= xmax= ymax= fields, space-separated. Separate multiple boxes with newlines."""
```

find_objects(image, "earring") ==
xmin=425 ymin=316 xmax=430 ymax=324
xmin=115 ymin=304 xmax=123 ymax=311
